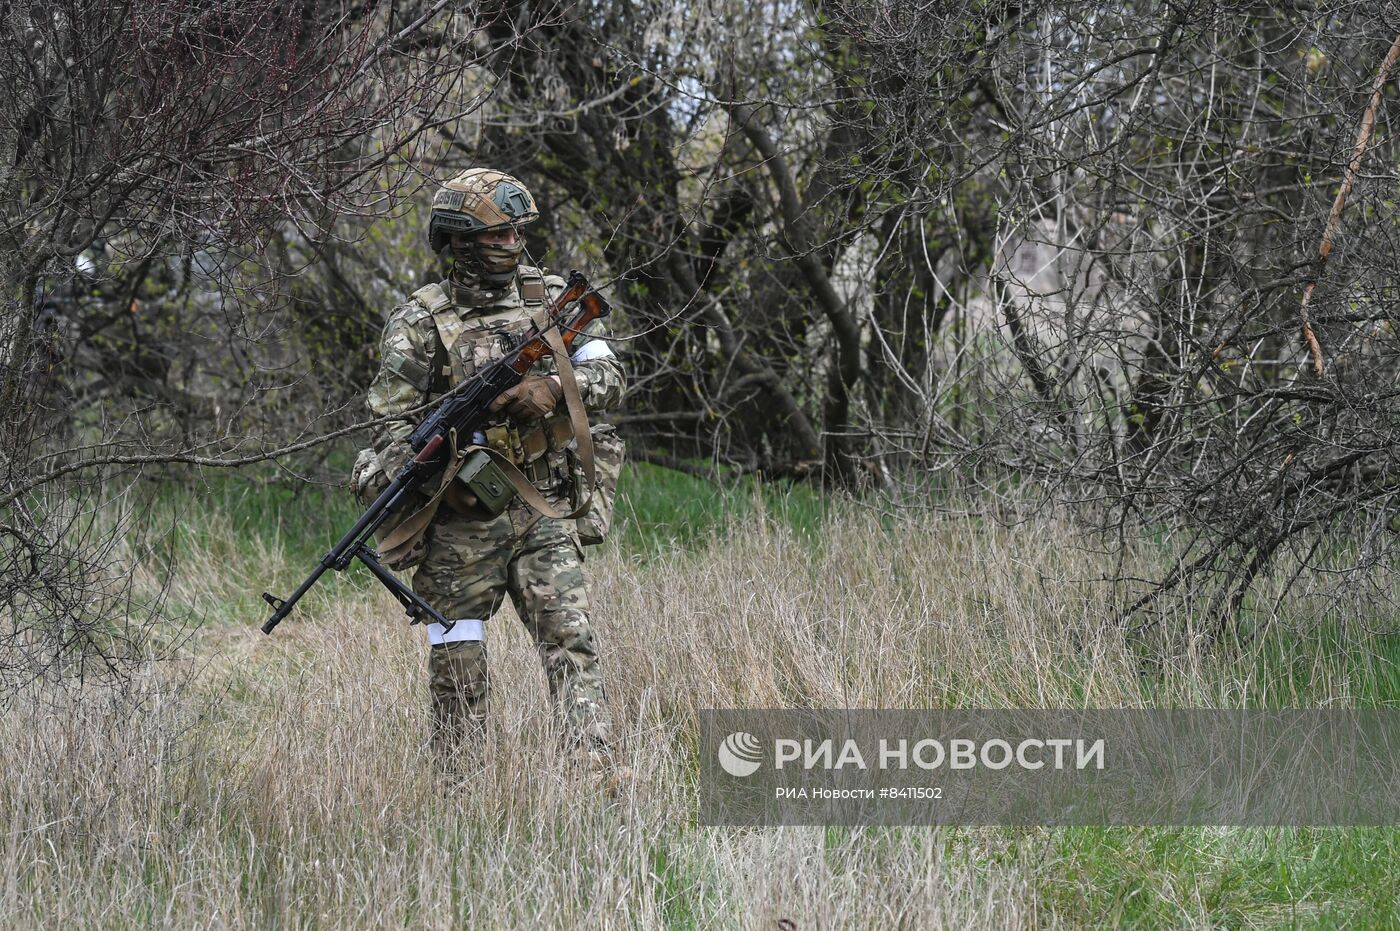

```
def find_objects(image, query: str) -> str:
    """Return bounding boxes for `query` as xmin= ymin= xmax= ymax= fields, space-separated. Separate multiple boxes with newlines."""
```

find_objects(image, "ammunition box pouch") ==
xmin=454 ymin=449 xmax=515 ymax=517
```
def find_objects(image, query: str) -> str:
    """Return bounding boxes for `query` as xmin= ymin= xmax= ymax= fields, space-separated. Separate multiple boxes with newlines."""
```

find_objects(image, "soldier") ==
xmin=350 ymin=168 xmax=625 ymax=765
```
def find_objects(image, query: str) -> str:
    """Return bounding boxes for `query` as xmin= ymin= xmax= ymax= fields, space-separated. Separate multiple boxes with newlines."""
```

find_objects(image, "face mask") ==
xmin=450 ymin=237 xmax=523 ymax=286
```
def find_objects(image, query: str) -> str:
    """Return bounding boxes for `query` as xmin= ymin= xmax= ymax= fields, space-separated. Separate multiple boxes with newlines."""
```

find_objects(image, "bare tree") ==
xmin=810 ymin=0 xmax=1400 ymax=640
xmin=0 ymin=0 xmax=502 ymax=690
xmin=11 ymin=0 xmax=1400 ymax=669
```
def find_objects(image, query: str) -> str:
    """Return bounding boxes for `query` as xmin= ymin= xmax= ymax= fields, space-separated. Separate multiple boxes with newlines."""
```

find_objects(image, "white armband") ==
xmin=571 ymin=339 xmax=614 ymax=364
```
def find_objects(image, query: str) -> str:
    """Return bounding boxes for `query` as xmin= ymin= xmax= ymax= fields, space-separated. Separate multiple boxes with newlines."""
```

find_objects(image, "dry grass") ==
xmin=1 ymin=496 xmax=1393 ymax=928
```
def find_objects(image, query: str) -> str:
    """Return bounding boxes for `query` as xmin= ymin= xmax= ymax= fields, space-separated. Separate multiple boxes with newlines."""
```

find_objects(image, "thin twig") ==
xmin=1299 ymin=31 xmax=1400 ymax=378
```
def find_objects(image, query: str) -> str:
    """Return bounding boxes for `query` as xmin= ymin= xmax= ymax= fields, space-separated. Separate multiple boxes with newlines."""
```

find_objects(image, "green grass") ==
xmin=135 ymin=463 xmax=1400 ymax=708
xmin=1037 ymin=827 xmax=1400 ymax=928
xmin=125 ymin=471 xmax=370 ymax=627
xmin=1242 ymin=626 xmax=1400 ymax=708
xmin=612 ymin=460 xmax=832 ymax=556
xmin=648 ymin=840 xmax=707 ymax=931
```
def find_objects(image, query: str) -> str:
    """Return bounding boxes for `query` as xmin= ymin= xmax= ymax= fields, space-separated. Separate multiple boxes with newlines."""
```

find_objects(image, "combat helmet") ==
xmin=428 ymin=168 xmax=539 ymax=253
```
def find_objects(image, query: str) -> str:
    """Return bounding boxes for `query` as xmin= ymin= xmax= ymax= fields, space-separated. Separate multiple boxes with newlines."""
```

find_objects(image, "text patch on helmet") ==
xmin=434 ymin=189 xmax=466 ymax=211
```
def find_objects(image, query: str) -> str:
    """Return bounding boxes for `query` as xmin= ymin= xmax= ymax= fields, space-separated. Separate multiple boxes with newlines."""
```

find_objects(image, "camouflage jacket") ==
xmin=365 ymin=265 xmax=625 ymax=495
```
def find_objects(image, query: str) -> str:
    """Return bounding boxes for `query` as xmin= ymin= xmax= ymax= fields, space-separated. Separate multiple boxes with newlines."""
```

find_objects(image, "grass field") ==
xmin=3 ymin=463 xmax=1399 ymax=928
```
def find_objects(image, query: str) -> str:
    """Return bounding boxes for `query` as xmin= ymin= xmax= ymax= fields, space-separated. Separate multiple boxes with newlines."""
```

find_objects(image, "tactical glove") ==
xmin=489 ymin=375 xmax=562 ymax=421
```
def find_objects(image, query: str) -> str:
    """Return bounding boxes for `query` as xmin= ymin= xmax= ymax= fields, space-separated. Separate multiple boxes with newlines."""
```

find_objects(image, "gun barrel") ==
xmin=261 ymin=556 xmax=333 ymax=633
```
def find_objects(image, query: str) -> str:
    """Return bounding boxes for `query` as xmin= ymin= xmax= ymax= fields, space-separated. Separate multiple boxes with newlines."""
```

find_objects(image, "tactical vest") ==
xmin=408 ymin=266 xmax=573 ymax=489
xmin=410 ymin=266 xmax=549 ymax=388
xmin=362 ymin=265 xmax=623 ymax=563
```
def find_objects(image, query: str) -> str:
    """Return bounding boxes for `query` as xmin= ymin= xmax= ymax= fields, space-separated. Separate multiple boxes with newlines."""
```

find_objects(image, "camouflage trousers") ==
xmin=411 ymin=500 xmax=611 ymax=755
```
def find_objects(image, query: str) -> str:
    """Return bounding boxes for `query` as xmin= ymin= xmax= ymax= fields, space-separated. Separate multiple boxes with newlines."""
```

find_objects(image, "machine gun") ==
xmin=260 ymin=271 xmax=609 ymax=635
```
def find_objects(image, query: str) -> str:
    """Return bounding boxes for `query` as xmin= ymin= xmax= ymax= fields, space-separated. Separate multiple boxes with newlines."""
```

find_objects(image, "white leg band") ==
xmin=428 ymin=618 xmax=484 ymax=645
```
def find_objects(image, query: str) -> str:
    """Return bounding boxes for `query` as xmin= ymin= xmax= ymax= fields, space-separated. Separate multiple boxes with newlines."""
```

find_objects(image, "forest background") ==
xmin=4 ymin=1 xmax=1400 ymax=926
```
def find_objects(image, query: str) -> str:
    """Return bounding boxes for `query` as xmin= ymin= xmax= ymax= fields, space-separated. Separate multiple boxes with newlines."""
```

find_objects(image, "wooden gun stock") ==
xmin=511 ymin=271 xmax=611 ymax=371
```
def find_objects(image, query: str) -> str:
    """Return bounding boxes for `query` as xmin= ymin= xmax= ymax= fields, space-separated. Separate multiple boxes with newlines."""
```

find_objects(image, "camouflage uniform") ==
xmin=365 ymin=267 xmax=625 ymax=754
